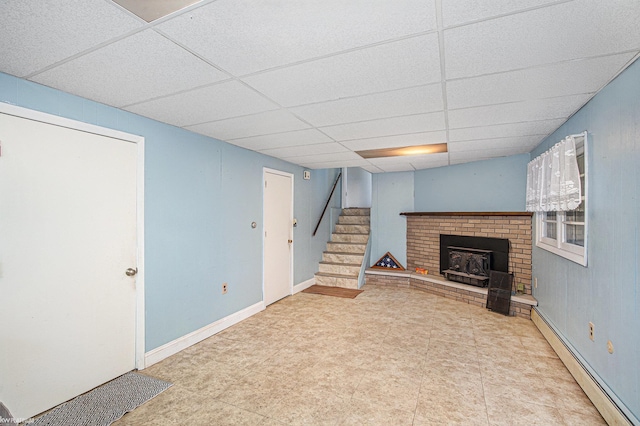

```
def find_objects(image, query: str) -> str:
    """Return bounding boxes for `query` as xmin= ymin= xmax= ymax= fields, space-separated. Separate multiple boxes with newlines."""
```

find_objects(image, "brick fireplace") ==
xmin=364 ymin=211 xmax=536 ymax=318
xmin=403 ymin=212 xmax=533 ymax=294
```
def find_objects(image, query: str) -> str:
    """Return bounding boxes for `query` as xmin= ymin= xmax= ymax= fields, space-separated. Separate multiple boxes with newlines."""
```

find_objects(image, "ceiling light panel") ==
xmin=124 ymin=81 xmax=279 ymax=127
xmin=444 ymin=0 xmax=640 ymax=79
xmin=356 ymin=143 xmax=447 ymax=159
xmin=227 ymin=129 xmax=333 ymax=151
xmin=31 ymin=30 xmax=228 ymax=108
xmin=156 ymin=0 xmax=436 ymax=76
xmin=447 ymin=53 xmax=636 ymax=109
xmin=291 ymin=84 xmax=443 ymax=127
xmin=242 ymin=34 xmax=441 ymax=107
xmin=185 ymin=109 xmax=310 ymax=141
xmin=112 ymin=0 xmax=202 ymax=22
xmin=447 ymin=94 xmax=591 ymax=129
xmin=0 ymin=0 xmax=142 ymax=77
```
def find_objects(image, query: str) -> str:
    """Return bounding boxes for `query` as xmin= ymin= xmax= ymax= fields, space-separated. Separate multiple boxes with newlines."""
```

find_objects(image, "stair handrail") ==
xmin=312 ymin=172 xmax=342 ymax=236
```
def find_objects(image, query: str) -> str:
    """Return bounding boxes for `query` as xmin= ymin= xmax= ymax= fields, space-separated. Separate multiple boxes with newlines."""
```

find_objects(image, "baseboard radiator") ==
xmin=532 ymin=308 xmax=636 ymax=426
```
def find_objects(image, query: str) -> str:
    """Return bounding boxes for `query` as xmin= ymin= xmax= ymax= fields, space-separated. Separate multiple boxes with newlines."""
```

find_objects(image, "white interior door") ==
xmin=0 ymin=109 xmax=139 ymax=420
xmin=263 ymin=169 xmax=293 ymax=306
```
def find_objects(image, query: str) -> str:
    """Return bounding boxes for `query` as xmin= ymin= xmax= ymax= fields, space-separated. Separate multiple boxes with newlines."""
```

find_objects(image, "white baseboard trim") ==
xmin=532 ymin=308 xmax=635 ymax=426
xmin=143 ymin=301 xmax=265 ymax=368
xmin=293 ymin=277 xmax=315 ymax=294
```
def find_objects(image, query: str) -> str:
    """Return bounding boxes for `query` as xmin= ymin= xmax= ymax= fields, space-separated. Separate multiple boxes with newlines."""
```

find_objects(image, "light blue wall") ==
xmin=530 ymin=59 xmax=640 ymax=422
xmin=344 ymin=167 xmax=372 ymax=208
xmin=370 ymin=172 xmax=414 ymax=268
xmin=370 ymin=155 xmax=529 ymax=270
xmin=413 ymin=154 xmax=530 ymax=212
xmin=0 ymin=72 xmax=340 ymax=351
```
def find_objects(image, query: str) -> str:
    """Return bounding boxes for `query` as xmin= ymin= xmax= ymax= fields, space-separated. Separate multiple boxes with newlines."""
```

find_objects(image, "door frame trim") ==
xmin=0 ymin=102 xmax=146 ymax=369
xmin=262 ymin=167 xmax=294 ymax=304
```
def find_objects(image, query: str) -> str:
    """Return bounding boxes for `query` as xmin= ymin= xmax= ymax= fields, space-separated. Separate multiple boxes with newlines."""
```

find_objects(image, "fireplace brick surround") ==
xmin=404 ymin=212 xmax=533 ymax=295
xmin=365 ymin=212 xmax=536 ymax=319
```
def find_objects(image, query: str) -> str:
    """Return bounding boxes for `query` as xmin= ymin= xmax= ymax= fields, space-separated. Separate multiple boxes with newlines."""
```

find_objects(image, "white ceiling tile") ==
xmin=185 ymin=109 xmax=311 ymax=141
xmin=227 ymin=129 xmax=334 ymax=151
xmin=285 ymin=151 xmax=363 ymax=164
xmin=445 ymin=0 xmax=640 ymax=79
xmin=441 ymin=0 xmax=560 ymax=27
xmin=361 ymin=164 xmax=385 ymax=174
xmin=111 ymin=0 xmax=202 ymax=22
xmin=376 ymin=163 xmax=417 ymax=172
xmin=448 ymin=94 xmax=592 ymax=129
xmin=157 ymin=0 xmax=436 ymax=75
xmin=124 ymin=81 xmax=279 ymax=127
xmin=260 ymin=143 xmax=348 ymax=158
xmin=341 ymin=131 xmax=446 ymax=151
xmin=266 ymin=143 xmax=346 ymax=159
xmin=31 ymin=30 xmax=229 ymax=108
xmin=449 ymin=147 xmax=527 ymax=162
xmin=412 ymin=161 xmax=450 ymax=170
xmin=291 ymin=85 xmax=443 ymax=127
xmin=410 ymin=153 xmax=451 ymax=170
xmin=447 ymin=53 xmax=636 ymax=109
xmin=300 ymin=159 xmax=372 ymax=169
xmin=448 ymin=135 xmax=542 ymax=153
xmin=0 ymin=0 xmax=143 ymax=77
xmin=242 ymin=34 xmax=441 ymax=107
xmin=448 ymin=119 xmax=565 ymax=142
xmin=320 ymin=112 xmax=445 ymax=141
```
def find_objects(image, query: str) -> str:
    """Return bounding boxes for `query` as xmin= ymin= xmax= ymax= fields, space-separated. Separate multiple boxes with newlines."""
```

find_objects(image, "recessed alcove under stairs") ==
xmin=314 ymin=208 xmax=370 ymax=289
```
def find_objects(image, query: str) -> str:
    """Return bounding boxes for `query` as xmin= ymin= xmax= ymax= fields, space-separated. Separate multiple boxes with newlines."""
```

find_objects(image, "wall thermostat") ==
xmin=303 ymin=170 xmax=311 ymax=180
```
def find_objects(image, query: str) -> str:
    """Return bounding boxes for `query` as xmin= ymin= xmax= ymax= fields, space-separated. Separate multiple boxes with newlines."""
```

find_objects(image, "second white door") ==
xmin=263 ymin=169 xmax=293 ymax=305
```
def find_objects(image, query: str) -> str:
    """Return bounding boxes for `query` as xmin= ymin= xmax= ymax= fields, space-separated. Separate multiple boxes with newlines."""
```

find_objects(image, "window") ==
xmin=535 ymin=136 xmax=587 ymax=265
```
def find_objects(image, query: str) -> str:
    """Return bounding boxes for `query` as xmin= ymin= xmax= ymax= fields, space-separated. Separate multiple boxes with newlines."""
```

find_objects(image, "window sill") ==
xmin=536 ymin=240 xmax=587 ymax=266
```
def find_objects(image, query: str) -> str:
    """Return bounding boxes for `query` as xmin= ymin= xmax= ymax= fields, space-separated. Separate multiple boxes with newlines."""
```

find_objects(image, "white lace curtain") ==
xmin=526 ymin=135 xmax=582 ymax=212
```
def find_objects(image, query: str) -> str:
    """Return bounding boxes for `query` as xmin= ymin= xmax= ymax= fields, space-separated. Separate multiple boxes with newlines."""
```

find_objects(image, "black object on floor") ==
xmin=486 ymin=270 xmax=512 ymax=316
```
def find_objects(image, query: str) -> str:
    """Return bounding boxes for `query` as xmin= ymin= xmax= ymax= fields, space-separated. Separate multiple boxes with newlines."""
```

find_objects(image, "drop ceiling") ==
xmin=1 ymin=0 xmax=639 ymax=173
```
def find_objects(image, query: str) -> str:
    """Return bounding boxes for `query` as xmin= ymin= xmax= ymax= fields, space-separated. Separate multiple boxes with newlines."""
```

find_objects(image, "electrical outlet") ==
xmin=589 ymin=322 xmax=594 ymax=341
xmin=534 ymin=277 xmax=538 ymax=288
xmin=222 ymin=283 xmax=228 ymax=294
xmin=607 ymin=340 xmax=614 ymax=354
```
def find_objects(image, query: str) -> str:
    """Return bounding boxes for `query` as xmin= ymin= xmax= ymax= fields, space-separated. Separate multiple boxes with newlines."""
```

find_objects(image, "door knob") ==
xmin=288 ymin=239 xmax=293 ymax=243
xmin=125 ymin=268 xmax=138 ymax=277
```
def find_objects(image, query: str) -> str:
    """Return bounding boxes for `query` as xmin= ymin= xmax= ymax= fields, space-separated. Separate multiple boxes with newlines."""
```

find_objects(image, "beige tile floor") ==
xmin=116 ymin=284 xmax=606 ymax=425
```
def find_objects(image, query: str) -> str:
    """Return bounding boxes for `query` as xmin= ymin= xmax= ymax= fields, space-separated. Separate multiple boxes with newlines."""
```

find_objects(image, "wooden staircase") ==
xmin=314 ymin=208 xmax=370 ymax=289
